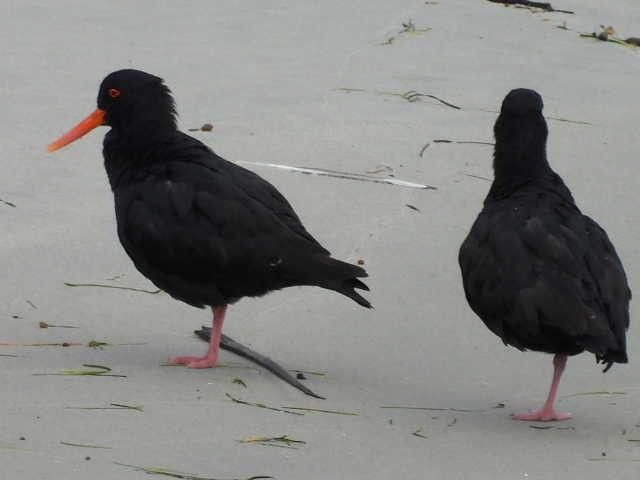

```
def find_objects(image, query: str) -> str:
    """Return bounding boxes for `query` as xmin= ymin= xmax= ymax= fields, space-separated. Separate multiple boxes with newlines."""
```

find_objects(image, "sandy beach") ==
xmin=2 ymin=1 xmax=640 ymax=478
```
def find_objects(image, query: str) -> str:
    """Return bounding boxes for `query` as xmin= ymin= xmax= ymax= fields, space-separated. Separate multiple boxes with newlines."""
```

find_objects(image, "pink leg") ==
xmin=169 ymin=306 xmax=227 ymax=368
xmin=512 ymin=354 xmax=572 ymax=421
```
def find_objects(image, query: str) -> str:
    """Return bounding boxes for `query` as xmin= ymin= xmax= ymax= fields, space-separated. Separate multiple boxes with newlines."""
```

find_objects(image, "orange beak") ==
xmin=47 ymin=108 xmax=106 ymax=152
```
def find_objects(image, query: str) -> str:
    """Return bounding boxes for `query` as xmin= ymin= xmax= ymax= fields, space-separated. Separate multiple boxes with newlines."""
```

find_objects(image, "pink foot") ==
xmin=169 ymin=355 xmax=218 ymax=369
xmin=167 ymin=305 xmax=226 ymax=369
xmin=511 ymin=355 xmax=571 ymax=421
xmin=512 ymin=409 xmax=572 ymax=422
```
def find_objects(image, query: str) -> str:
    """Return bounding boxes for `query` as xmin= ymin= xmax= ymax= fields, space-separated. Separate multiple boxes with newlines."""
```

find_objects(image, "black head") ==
xmin=492 ymin=88 xmax=550 ymax=179
xmin=48 ymin=69 xmax=177 ymax=152
xmin=500 ymin=88 xmax=544 ymax=116
xmin=97 ymin=69 xmax=177 ymax=131
xmin=495 ymin=88 xmax=547 ymax=142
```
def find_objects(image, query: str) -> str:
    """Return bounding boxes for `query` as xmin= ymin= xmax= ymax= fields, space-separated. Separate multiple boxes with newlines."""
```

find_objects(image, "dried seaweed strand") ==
xmin=381 ymin=21 xmax=431 ymax=45
xmin=463 ymin=173 xmax=492 ymax=182
xmin=487 ymin=0 xmax=574 ymax=14
xmin=65 ymin=404 xmax=142 ymax=411
xmin=64 ymin=282 xmax=161 ymax=294
xmin=110 ymin=403 xmax=143 ymax=411
xmin=419 ymin=143 xmax=430 ymax=157
xmin=34 ymin=364 xmax=126 ymax=377
xmin=290 ymin=369 xmax=326 ymax=377
xmin=39 ymin=321 xmax=79 ymax=329
xmin=587 ymin=458 xmax=640 ymax=462
xmin=114 ymin=462 xmax=273 ymax=480
xmin=225 ymin=393 xmax=303 ymax=416
xmin=579 ymin=31 xmax=637 ymax=48
xmin=334 ymin=87 xmax=461 ymax=110
xmin=1 ymin=342 xmax=81 ymax=347
xmin=433 ymin=139 xmax=494 ymax=146
xmin=563 ymin=391 xmax=627 ymax=397
xmin=60 ymin=441 xmax=112 ymax=449
xmin=380 ymin=405 xmax=478 ymax=412
xmin=280 ymin=406 xmax=359 ymax=416
xmin=546 ymin=115 xmax=592 ymax=125
xmin=412 ymin=428 xmax=427 ymax=439
xmin=239 ymin=435 xmax=306 ymax=449
xmin=398 ymin=91 xmax=461 ymax=109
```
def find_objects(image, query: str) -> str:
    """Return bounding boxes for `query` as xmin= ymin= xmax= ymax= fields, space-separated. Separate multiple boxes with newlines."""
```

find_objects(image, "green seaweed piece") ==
xmin=114 ymin=462 xmax=273 ymax=480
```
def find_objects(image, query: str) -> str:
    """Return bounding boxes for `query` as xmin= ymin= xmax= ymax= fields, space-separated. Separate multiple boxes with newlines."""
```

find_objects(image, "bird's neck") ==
xmin=104 ymin=120 xmax=178 ymax=155
xmin=487 ymin=142 xmax=556 ymax=202
xmin=492 ymin=142 xmax=552 ymax=182
xmin=102 ymin=124 xmax=178 ymax=191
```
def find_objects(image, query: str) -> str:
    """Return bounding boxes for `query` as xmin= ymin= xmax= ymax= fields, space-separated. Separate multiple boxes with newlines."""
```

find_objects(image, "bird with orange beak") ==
xmin=48 ymin=69 xmax=371 ymax=378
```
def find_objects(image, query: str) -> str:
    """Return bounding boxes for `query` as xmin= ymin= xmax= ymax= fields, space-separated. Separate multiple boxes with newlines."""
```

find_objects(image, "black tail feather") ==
xmin=307 ymin=255 xmax=372 ymax=308
xmin=330 ymin=273 xmax=372 ymax=309
xmin=350 ymin=278 xmax=370 ymax=292
xmin=340 ymin=287 xmax=372 ymax=309
xmin=597 ymin=350 xmax=628 ymax=373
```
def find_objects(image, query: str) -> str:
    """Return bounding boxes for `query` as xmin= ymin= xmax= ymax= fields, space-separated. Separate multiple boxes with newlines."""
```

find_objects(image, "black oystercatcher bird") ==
xmin=459 ymin=89 xmax=630 ymax=421
xmin=48 ymin=69 xmax=371 ymax=371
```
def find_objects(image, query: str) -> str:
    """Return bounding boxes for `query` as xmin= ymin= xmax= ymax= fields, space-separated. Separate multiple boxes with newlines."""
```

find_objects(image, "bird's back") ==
xmin=459 ymin=173 xmax=630 ymax=368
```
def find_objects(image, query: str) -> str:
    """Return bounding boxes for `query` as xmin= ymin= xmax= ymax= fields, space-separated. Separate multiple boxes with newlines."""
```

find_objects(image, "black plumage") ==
xmin=49 ymin=69 xmax=370 ymax=373
xmin=459 ymin=89 xmax=630 ymax=420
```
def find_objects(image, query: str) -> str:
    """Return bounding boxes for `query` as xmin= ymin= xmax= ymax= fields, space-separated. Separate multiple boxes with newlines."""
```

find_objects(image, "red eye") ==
xmin=108 ymin=88 xmax=121 ymax=98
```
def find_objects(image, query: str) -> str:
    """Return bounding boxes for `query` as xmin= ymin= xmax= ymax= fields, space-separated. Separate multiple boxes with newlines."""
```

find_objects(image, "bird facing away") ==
xmin=48 ymin=69 xmax=371 ymax=369
xmin=459 ymin=89 xmax=630 ymax=421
